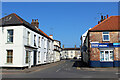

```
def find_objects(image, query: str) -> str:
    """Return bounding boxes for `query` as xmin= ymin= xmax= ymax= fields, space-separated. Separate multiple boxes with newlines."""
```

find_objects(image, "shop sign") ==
xmin=91 ymin=43 xmax=120 ymax=48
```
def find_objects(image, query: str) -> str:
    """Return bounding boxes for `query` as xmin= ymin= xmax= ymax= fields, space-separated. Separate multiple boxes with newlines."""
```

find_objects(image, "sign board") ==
xmin=91 ymin=43 xmax=120 ymax=48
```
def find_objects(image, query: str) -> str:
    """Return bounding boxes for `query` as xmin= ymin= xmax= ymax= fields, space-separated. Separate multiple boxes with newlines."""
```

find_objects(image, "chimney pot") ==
xmin=107 ymin=14 xmax=109 ymax=18
xmin=98 ymin=21 xmax=100 ymax=24
xmin=32 ymin=19 xmax=34 ymax=22
xmin=36 ymin=19 xmax=38 ymax=22
xmin=104 ymin=16 xmax=106 ymax=19
xmin=62 ymin=45 xmax=64 ymax=49
xmin=101 ymin=15 xmax=104 ymax=22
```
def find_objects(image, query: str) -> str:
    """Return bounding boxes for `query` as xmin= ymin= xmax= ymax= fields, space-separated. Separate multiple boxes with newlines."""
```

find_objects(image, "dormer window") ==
xmin=102 ymin=32 xmax=110 ymax=41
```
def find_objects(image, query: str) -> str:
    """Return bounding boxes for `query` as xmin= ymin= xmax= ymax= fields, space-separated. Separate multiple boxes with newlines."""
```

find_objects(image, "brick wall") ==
xmin=89 ymin=31 xmax=119 ymax=61
xmin=114 ymin=47 xmax=120 ymax=61
xmin=89 ymin=32 xmax=119 ymax=43
xmin=90 ymin=48 xmax=100 ymax=61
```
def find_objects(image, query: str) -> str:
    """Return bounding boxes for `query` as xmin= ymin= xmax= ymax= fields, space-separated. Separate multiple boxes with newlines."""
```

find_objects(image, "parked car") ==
xmin=73 ymin=57 xmax=77 ymax=59
xmin=77 ymin=56 xmax=81 ymax=59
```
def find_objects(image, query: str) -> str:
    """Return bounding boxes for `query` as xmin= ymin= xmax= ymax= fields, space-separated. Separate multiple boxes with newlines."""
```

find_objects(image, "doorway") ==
xmin=33 ymin=51 xmax=37 ymax=66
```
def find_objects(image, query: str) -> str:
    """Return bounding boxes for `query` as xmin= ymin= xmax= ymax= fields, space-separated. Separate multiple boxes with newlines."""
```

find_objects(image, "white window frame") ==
xmin=44 ymin=39 xmax=46 ymax=49
xmin=38 ymin=37 xmax=41 ymax=47
xmin=38 ymin=51 xmax=40 ymax=63
xmin=7 ymin=29 xmax=14 ymax=43
xmin=34 ymin=35 xmax=36 ymax=46
xmin=27 ymin=31 xmax=30 ymax=45
xmin=6 ymin=50 xmax=13 ymax=64
xmin=102 ymin=32 xmax=110 ymax=41
xmin=25 ymin=50 xmax=29 ymax=64
xmin=100 ymin=50 xmax=113 ymax=62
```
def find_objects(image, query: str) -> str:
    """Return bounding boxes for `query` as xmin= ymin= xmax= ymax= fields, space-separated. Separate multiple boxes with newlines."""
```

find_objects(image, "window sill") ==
xmin=6 ymin=43 xmax=13 ymax=44
xmin=100 ymin=61 xmax=113 ymax=62
xmin=5 ymin=63 xmax=13 ymax=64
xmin=102 ymin=40 xmax=110 ymax=42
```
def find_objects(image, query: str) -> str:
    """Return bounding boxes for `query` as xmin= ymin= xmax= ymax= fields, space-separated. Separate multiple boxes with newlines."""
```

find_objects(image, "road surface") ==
xmin=2 ymin=60 xmax=119 ymax=78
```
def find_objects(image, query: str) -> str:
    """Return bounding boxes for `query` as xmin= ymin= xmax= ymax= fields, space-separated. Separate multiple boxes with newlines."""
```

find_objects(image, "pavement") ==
xmin=1 ymin=60 xmax=65 ymax=74
xmin=1 ymin=59 xmax=120 ymax=78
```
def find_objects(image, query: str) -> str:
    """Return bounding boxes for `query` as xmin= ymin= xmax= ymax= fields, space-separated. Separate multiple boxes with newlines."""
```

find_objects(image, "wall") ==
xmin=0 ymin=26 xmax=24 ymax=67
xmin=89 ymin=31 xmax=120 ymax=67
xmin=89 ymin=32 xmax=119 ymax=61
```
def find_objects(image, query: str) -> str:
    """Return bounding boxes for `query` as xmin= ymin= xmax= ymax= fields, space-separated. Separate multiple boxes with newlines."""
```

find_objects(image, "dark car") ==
xmin=73 ymin=57 xmax=77 ymax=59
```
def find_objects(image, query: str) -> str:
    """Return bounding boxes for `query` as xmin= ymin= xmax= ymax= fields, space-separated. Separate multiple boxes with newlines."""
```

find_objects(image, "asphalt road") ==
xmin=2 ymin=60 xmax=119 ymax=79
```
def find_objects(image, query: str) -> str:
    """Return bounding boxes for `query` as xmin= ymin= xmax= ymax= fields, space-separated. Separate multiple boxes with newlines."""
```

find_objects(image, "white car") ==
xmin=77 ymin=56 xmax=81 ymax=59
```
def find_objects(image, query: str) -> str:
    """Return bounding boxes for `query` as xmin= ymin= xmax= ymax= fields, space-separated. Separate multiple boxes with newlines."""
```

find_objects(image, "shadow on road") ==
xmin=72 ymin=59 xmax=88 ymax=67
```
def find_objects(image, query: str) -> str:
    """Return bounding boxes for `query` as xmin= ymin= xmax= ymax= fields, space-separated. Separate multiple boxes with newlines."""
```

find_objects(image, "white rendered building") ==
xmin=0 ymin=13 xmax=56 ymax=68
xmin=53 ymin=40 xmax=61 ymax=62
xmin=61 ymin=45 xmax=81 ymax=59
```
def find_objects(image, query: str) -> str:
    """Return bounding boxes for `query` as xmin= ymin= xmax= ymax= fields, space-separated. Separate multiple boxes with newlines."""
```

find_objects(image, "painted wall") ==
xmin=61 ymin=50 xmax=80 ymax=59
xmin=0 ymin=25 xmax=54 ymax=68
xmin=0 ymin=26 xmax=24 ymax=67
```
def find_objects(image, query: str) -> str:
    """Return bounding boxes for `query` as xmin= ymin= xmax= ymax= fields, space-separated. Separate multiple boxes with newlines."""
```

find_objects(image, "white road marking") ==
xmin=56 ymin=68 xmax=61 ymax=72
xmin=115 ymin=73 xmax=120 ymax=74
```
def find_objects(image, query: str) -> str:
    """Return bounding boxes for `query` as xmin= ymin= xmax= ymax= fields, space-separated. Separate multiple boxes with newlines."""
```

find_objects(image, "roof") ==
xmin=89 ymin=16 xmax=120 ymax=31
xmin=0 ymin=13 xmax=53 ymax=40
xmin=63 ymin=48 xmax=80 ymax=50
xmin=54 ymin=40 xmax=61 ymax=43
xmin=38 ymin=29 xmax=53 ymax=40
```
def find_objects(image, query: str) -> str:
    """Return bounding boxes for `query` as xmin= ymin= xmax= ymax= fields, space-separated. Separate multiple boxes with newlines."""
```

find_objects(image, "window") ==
xmin=34 ymin=35 xmax=36 ymax=46
xmin=27 ymin=32 xmax=30 ymax=45
xmin=119 ymin=32 xmax=120 ymax=41
xmin=44 ymin=39 xmax=46 ymax=49
xmin=26 ymin=51 xmax=29 ymax=63
xmin=100 ymin=50 xmax=113 ymax=61
xmin=38 ymin=51 xmax=40 ymax=63
xmin=7 ymin=50 xmax=13 ymax=63
xmin=38 ymin=37 xmax=40 ymax=47
xmin=7 ymin=30 xmax=13 ymax=43
xmin=103 ymin=32 xmax=109 ymax=41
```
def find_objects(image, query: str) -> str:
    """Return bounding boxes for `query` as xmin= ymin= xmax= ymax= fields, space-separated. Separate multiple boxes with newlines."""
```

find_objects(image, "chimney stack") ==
xmin=49 ymin=35 xmax=53 ymax=39
xmin=31 ymin=19 xmax=39 ymax=28
xmin=75 ymin=45 xmax=76 ymax=48
xmin=62 ymin=45 xmax=64 ymax=49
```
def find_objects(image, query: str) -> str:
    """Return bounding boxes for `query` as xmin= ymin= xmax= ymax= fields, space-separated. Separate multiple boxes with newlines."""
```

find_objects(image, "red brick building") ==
xmin=82 ymin=15 xmax=120 ymax=67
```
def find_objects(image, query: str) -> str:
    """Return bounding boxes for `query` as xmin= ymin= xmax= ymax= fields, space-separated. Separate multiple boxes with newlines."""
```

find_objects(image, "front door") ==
xmin=34 ymin=51 xmax=37 ymax=66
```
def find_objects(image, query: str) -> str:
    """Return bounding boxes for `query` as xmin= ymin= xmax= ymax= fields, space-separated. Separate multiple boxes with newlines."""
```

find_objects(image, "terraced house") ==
xmin=0 ymin=13 xmax=60 ymax=68
xmin=82 ymin=15 xmax=120 ymax=67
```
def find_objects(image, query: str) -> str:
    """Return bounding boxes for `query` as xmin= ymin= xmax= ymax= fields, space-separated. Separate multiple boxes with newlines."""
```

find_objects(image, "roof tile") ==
xmin=89 ymin=16 xmax=120 ymax=31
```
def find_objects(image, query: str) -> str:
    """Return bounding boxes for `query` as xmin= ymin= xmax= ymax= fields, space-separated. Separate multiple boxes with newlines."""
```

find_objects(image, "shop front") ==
xmin=90 ymin=43 xmax=120 ymax=67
